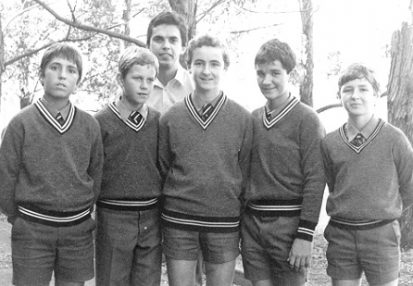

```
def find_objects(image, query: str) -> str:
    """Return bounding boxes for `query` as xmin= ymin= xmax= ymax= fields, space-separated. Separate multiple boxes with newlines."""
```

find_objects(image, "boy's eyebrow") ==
xmin=152 ymin=35 xmax=178 ymax=40
xmin=49 ymin=59 xmax=78 ymax=69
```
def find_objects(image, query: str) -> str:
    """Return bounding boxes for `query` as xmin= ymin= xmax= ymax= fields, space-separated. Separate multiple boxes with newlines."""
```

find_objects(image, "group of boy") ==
xmin=0 ymin=10 xmax=412 ymax=286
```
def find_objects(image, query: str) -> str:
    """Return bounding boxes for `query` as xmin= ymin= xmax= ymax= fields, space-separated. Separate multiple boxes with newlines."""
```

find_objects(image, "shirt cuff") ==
xmin=295 ymin=219 xmax=317 ymax=241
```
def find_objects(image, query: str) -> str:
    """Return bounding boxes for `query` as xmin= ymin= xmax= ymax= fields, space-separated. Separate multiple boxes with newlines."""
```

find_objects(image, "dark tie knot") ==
xmin=201 ymin=104 xmax=213 ymax=120
xmin=129 ymin=111 xmax=143 ymax=125
xmin=351 ymin=133 xmax=366 ymax=147
xmin=56 ymin=112 xmax=65 ymax=126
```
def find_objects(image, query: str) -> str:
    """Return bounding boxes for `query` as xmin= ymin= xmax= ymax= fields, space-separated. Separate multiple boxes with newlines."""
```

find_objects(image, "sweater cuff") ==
xmin=296 ymin=219 xmax=317 ymax=242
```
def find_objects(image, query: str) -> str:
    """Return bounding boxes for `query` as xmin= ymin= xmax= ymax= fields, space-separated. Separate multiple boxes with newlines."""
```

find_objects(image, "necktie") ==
xmin=200 ymin=104 xmax=213 ymax=121
xmin=56 ymin=112 xmax=65 ymax=126
xmin=351 ymin=133 xmax=365 ymax=147
xmin=129 ymin=111 xmax=143 ymax=125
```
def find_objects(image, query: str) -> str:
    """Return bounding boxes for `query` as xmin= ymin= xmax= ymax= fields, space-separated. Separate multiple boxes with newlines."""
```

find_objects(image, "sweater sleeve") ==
xmin=239 ymin=113 xmax=253 ymax=198
xmin=321 ymin=138 xmax=335 ymax=194
xmin=393 ymin=130 xmax=413 ymax=209
xmin=158 ymin=116 xmax=172 ymax=185
xmin=0 ymin=119 xmax=23 ymax=222
xmin=296 ymin=111 xmax=326 ymax=241
xmin=88 ymin=119 xmax=104 ymax=203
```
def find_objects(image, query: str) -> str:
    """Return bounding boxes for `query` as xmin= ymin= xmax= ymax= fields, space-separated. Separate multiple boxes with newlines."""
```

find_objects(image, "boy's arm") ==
xmin=239 ymin=114 xmax=253 ymax=196
xmin=158 ymin=116 xmax=172 ymax=184
xmin=288 ymin=112 xmax=326 ymax=270
xmin=321 ymin=138 xmax=335 ymax=194
xmin=0 ymin=121 xmax=23 ymax=223
xmin=88 ymin=122 xmax=104 ymax=203
xmin=394 ymin=131 xmax=413 ymax=209
xmin=296 ymin=112 xmax=326 ymax=241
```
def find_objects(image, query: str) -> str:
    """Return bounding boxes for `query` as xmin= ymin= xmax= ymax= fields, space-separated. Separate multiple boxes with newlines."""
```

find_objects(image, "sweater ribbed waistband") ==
xmin=247 ymin=198 xmax=303 ymax=217
xmin=17 ymin=205 xmax=91 ymax=227
xmin=161 ymin=209 xmax=240 ymax=233
xmin=97 ymin=197 xmax=159 ymax=211
xmin=329 ymin=217 xmax=395 ymax=230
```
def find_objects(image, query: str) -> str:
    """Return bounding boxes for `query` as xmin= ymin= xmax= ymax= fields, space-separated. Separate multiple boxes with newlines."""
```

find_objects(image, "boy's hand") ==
xmin=287 ymin=238 xmax=312 ymax=271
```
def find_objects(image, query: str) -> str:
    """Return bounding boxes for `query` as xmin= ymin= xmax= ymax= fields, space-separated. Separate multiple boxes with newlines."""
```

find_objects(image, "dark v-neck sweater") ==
xmin=158 ymin=93 xmax=253 ymax=232
xmin=321 ymin=120 xmax=413 ymax=223
xmin=245 ymin=97 xmax=326 ymax=241
xmin=94 ymin=104 xmax=161 ymax=200
xmin=0 ymin=100 xmax=103 ymax=219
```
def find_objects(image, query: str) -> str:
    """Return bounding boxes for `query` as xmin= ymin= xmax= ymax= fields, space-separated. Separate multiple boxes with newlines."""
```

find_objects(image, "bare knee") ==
xmin=205 ymin=259 xmax=236 ymax=286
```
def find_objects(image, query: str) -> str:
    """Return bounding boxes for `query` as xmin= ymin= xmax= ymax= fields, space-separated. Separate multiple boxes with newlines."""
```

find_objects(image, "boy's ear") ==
xmin=336 ymin=92 xmax=341 ymax=100
xmin=39 ymin=72 xmax=45 ymax=86
xmin=116 ymin=73 xmax=124 ymax=86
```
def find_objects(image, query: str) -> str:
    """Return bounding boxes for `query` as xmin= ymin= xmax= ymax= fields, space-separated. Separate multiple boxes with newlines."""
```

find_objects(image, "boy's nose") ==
xmin=351 ymin=90 xmax=361 ymax=99
xmin=140 ymin=81 xmax=149 ymax=89
xmin=262 ymin=74 xmax=272 ymax=84
xmin=202 ymin=64 xmax=211 ymax=74
xmin=59 ymin=69 xmax=68 ymax=78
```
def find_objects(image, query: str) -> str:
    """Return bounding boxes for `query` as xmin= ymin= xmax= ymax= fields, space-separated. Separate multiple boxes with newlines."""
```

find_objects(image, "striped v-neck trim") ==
xmin=339 ymin=119 xmax=385 ymax=153
xmin=108 ymin=102 xmax=145 ymax=132
xmin=185 ymin=93 xmax=227 ymax=130
xmin=35 ymin=99 xmax=76 ymax=134
xmin=262 ymin=96 xmax=299 ymax=129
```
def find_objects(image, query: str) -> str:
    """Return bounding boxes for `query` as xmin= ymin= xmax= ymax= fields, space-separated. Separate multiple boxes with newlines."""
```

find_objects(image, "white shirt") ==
xmin=147 ymin=66 xmax=193 ymax=114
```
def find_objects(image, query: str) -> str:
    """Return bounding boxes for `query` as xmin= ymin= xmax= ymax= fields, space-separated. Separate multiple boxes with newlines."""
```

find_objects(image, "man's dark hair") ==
xmin=146 ymin=11 xmax=188 ymax=47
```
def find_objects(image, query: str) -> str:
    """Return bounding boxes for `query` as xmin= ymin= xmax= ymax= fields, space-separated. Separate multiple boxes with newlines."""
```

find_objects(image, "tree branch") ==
xmin=4 ymin=35 xmax=95 ymax=67
xmin=32 ymin=0 xmax=145 ymax=47
xmin=316 ymin=103 xmax=342 ymax=114
xmin=196 ymin=0 xmax=225 ymax=23
xmin=235 ymin=4 xmax=312 ymax=14
xmin=230 ymin=23 xmax=280 ymax=35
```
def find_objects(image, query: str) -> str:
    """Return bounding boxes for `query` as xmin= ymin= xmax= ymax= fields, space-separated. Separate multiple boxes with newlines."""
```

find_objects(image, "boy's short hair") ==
xmin=255 ymin=39 xmax=296 ymax=74
xmin=338 ymin=63 xmax=380 ymax=97
xmin=39 ymin=42 xmax=83 ymax=83
xmin=118 ymin=46 xmax=159 ymax=79
xmin=146 ymin=11 xmax=188 ymax=47
xmin=186 ymin=34 xmax=230 ymax=69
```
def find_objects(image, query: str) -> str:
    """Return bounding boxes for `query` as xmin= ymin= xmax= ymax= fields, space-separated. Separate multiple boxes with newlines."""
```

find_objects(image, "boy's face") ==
xmin=120 ymin=64 xmax=156 ymax=107
xmin=256 ymin=60 xmax=289 ymax=103
xmin=41 ymin=57 xmax=79 ymax=100
xmin=190 ymin=46 xmax=225 ymax=94
xmin=149 ymin=24 xmax=183 ymax=71
xmin=340 ymin=78 xmax=377 ymax=118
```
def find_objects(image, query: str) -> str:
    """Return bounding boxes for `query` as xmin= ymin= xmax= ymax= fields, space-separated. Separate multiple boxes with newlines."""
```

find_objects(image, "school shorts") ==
xmin=11 ymin=216 xmax=95 ymax=285
xmin=241 ymin=212 xmax=306 ymax=285
xmin=95 ymin=207 xmax=162 ymax=286
xmin=162 ymin=226 xmax=240 ymax=264
xmin=324 ymin=220 xmax=401 ymax=285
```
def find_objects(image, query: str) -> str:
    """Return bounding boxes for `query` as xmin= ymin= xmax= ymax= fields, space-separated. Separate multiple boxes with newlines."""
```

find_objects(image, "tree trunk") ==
xmin=387 ymin=22 xmax=413 ymax=250
xmin=298 ymin=0 xmax=314 ymax=107
xmin=18 ymin=0 xmax=33 ymax=109
xmin=122 ymin=0 xmax=132 ymax=48
xmin=0 ymin=11 xmax=4 ymax=112
xmin=168 ymin=0 xmax=197 ymax=41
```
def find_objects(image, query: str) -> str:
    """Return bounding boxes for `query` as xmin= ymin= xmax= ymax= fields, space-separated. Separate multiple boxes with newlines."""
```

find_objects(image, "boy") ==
xmin=241 ymin=38 xmax=326 ymax=286
xmin=158 ymin=35 xmax=253 ymax=286
xmin=147 ymin=12 xmax=205 ymax=286
xmin=146 ymin=11 xmax=193 ymax=113
xmin=321 ymin=63 xmax=413 ymax=286
xmin=0 ymin=43 xmax=103 ymax=286
xmin=94 ymin=46 xmax=162 ymax=286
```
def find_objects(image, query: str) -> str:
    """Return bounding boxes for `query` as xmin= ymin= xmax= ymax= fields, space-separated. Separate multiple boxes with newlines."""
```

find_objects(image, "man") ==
xmin=146 ymin=11 xmax=193 ymax=113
